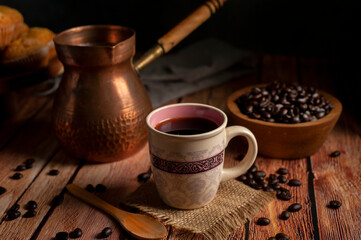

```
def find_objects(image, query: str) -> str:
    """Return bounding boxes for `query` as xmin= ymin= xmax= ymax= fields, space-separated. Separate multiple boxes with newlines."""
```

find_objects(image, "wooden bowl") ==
xmin=227 ymin=84 xmax=342 ymax=159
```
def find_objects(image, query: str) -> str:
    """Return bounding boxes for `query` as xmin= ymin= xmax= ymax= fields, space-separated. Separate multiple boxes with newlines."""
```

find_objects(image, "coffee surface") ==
xmin=155 ymin=117 xmax=219 ymax=135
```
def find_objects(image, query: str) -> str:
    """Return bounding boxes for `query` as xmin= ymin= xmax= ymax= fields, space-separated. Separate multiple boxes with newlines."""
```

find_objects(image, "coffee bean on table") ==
xmin=101 ymin=227 xmax=112 ymax=237
xmin=277 ymin=168 xmax=288 ymax=175
xmin=279 ymin=210 xmax=290 ymax=220
xmin=23 ymin=210 xmax=37 ymax=218
xmin=10 ymin=173 xmax=23 ymax=180
xmin=256 ymin=217 xmax=270 ymax=226
xmin=253 ymin=171 xmax=266 ymax=179
xmin=247 ymin=164 xmax=258 ymax=173
xmin=25 ymin=200 xmax=37 ymax=210
xmin=328 ymin=200 xmax=342 ymax=209
xmin=275 ymin=233 xmax=290 ymax=240
xmin=7 ymin=210 xmax=21 ymax=220
xmin=69 ymin=228 xmax=83 ymax=238
xmin=277 ymin=190 xmax=292 ymax=201
xmin=95 ymin=184 xmax=107 ymax=192
xmin=85 ymin=184 xmax=95 ymax=192
xmin=329 ymin=150 xmax=341 ymax=158
xmin=137 ymin=172 xmax=151 ymax=183
xmin=15 ymin=165 xmax=26 ymax=171
xmin=288 ymin=203 xmax=302 ymax=212
xmin=56 ymin=231 xmax=69 ymax=240
xmin=48 ymin=169 xmax=60 ymax=176
xmin=52 ymin=195 xmax=64 ymax=206
xmin=239 ymin=174 xmax=247 ymax=182
xmin=9 ymin=203 xmax=20 ymax=211
xmin=268 ymin=174 xmax=277 ymax=180
xmin=0 ymin=186 xmax=6 ymax=195
xmin=277 ymin=175 xmax=287 ymax=183
xmin=288 ymin=179 xmax=302 ymax=187
xmin=25 ymin=158 xmax=35 ymax=169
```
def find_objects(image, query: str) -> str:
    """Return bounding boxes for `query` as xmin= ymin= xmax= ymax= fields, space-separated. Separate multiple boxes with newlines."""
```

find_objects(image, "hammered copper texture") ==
xmin=52 ymin=25 xmax=152 ymax=163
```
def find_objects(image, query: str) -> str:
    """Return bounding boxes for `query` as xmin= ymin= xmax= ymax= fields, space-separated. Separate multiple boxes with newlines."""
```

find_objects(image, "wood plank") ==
xmin=299 ymin=57 xmax=361 ymax=239
xmin=35 ymin=143 xmax=160 ymax=240
xmin=0 ymin=101 xmax=59 ymax=221
xmin=0 ymin=151 xmax=78 ymax=240
xmin=246 ymin=55 xmax=315 ymax=240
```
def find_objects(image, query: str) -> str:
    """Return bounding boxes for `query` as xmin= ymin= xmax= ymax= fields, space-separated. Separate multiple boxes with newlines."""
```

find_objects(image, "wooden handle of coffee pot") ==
xmin=134 ymin=0 xmax=227 ymax=72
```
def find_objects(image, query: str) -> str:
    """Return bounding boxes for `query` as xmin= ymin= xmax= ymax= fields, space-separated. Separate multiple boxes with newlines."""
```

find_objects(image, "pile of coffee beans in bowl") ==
xmin=234 ymin=81 xmax=334 ymax=123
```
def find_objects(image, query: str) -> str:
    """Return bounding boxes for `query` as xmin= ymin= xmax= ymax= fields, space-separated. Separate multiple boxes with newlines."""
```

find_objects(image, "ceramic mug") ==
xmin=146 ymin=103 xmax=258 ymax=209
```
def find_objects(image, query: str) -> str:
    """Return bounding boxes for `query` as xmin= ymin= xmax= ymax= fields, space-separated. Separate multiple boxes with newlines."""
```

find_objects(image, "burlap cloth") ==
xmin=125 ymin=179 xmax=275 ymax=240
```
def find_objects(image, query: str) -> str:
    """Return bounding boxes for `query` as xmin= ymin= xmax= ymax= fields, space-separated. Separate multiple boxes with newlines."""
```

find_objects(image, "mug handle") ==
xmin=221 ymin=126 xmax=258 ymax=182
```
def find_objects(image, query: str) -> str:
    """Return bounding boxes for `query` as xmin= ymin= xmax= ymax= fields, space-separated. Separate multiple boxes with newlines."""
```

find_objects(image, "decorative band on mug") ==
xmin=151 ymin=151 xmax=224 ymax=174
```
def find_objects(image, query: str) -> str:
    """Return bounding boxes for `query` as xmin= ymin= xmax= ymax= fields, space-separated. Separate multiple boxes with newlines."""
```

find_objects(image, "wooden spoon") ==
xmin=66 ymin=184 xmax=167 ymax=240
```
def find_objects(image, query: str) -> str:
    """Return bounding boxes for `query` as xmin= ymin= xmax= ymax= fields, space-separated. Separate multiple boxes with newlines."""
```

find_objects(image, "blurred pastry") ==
xmin=1 ymin=27 xmax=55 ymax=71
xmin=0 ymin=5 xmax=24 ymax=50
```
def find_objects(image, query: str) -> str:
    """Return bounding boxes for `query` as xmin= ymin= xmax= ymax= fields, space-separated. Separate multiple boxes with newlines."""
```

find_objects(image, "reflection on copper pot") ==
xmin=52 ymin=25 xmax=152 ymax=163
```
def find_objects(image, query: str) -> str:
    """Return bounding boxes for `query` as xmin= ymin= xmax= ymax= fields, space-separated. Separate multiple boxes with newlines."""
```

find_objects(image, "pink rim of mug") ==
xmin=146 ymin=103 xmax=227 ymax=138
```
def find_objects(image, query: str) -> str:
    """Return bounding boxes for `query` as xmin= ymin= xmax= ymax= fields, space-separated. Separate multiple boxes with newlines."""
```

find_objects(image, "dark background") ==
xmin=2 ymin=0 xmax=359 ymax=56
xmin=2 ymin=0 xmax=360 ymax=120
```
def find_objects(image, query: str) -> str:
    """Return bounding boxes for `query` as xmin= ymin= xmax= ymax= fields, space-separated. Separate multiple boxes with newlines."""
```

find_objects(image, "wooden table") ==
xmin=0 ymin=55 xmax=360 ymax=240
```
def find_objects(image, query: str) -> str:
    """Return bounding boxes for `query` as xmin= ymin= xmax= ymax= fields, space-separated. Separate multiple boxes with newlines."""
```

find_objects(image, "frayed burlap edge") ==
xmin=125 ymin=180 xmax=275 ymax=240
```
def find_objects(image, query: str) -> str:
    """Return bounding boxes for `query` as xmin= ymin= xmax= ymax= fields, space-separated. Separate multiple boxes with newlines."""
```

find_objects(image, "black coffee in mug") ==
xmin=155 ymin=117 xmax=219 ymax=135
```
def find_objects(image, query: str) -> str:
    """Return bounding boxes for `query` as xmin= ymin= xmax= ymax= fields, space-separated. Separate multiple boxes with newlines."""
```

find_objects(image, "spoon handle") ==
xmin=66 ymin=184 xmax=127 ymax=221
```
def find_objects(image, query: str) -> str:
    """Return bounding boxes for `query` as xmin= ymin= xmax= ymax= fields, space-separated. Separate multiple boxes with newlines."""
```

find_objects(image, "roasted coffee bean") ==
xmin=253 ymin=171 xmax=266 ymax=179
xmin=278 ymin=175 xmax=287 ymax=183
xmin=277 ymin=168 xmax=288 ymax=175
xmin=23 ymin=210 xmax=37 ymax=218
xmin=11 ymin=173 xmax=23 ymax=180
xmin=279 ymin=210 xmax=290 ymax=220
xmin=0 ymin=186 xmax=6 ymax=195
xmin=268 ymin=178 xmax=279 ymax=185
xmin=52 ymin=195 xmax=64 ymax=206
xmin=329 ymin=150 xmax=341 ymax=158
xmin=264 ymin=186 xmax=275 ymax=192
xmin=239 ymin=174 xmax=247 ymax=182
xmin=137 ymin=172 xmax=151 ymax=183
xmin=101 ymin=227 xmax=113 ymax=237
xmin=328 ymin=200 xmax=342 ymax=209
xmin=15 ymin=165 xmax=26 ymax=171
xmin=234 ymin=82 xmax=333 ymax=123
xmin=56 ymin=232 xmax=69 ymax=240
xmin=69 ymin=228 xmax=83 ymax=238
xmin=96 ymin=184 xmax=107 ymax=192
xmin=288 ymin=203 xmax=302 ymax=212
xmin=85 ymin=184 xmax=95 ymax=192
xmin=268 ymin=174 xmax=277 ymax=180
xmin=288 ymin=179 xmax=302 ymax=186
xmin=25 ymin=163 xmax=33 ymax=169
xmin=247 ymin=164 xmax=258 ymax=173
xmin=271 ymin=184 xmax=281 ymax=190
xmin=277 ymin=190 xmax=292 ymax=201
xmin=25 ymin=200 xmax=37 ymax=210
xmin=256 ymin=217 xmax=270 ymax=226
xmin=9 ymin=203 xmax=20 ymax=211
xmin=250 ymin=183 xmax=263 ymax=190
xmin=7 ymin=210 xmax=21 ymax=220
xmin=25 ymin=158 xmax=35 ymax=165
xmin=276 ymin=233 xmax=290 ymax=240
xmin=48 ymin=169 xmax=60 ymax=176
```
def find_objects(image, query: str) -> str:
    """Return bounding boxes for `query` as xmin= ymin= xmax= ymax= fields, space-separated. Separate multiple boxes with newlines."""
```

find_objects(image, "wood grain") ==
xmin=299 ymin=56 xmax=361 ymax=239
xmin=0 ymin=102 xmax=59 ymax=221
xmin=35 ymin=143 xmax=163 ymax=240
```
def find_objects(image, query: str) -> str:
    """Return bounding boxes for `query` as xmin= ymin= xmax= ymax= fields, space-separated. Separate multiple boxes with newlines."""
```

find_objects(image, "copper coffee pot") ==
xmin=52 ymin=0 xmax=226 ymax=163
